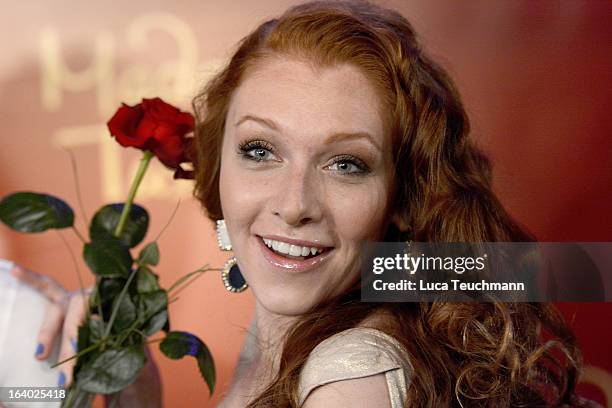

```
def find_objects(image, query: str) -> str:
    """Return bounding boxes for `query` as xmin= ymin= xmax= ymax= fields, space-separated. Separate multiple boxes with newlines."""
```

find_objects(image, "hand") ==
xmin=10 ymin=263 xmax=162 ymax=408
xmin=10 ymin=263 xmax=90 ymax=388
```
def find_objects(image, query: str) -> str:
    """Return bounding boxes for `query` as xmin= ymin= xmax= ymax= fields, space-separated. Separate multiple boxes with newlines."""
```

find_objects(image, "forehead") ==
xmin=226 ymin=56 xmax=386 ymax=140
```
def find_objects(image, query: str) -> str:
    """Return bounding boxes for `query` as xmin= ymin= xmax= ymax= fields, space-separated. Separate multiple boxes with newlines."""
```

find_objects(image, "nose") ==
xmin=272 ymin=165 xmax=323 ymax=226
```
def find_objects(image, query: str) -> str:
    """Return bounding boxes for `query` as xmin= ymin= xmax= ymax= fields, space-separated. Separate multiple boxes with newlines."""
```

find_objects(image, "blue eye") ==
xmin=238 ymin=140 xmax=277 ymax=162
xmin=328 ymin=161 xmax=360 ymax=173
xmin=248 ymin=147 xmax=272 ymax=161
xmin=327 ymin=155 xmax=370 ymax=175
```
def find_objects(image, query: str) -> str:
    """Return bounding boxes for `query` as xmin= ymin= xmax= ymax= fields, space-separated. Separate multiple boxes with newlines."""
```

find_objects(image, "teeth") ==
xmin=262 ymin=237 xmax=324 ymax=257
xmin=278 ymin=242 xmax=290 ymax=254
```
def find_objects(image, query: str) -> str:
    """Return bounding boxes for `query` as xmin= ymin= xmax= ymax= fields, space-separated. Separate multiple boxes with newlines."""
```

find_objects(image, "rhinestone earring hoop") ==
xmin=216 ymin=219 xmax=248 ymax=293
xmin=222 ymin=257 xmax=248 ymax=293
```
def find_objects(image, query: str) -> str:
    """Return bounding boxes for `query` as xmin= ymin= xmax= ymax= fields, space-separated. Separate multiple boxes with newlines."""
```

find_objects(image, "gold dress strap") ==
xmin=298 ymin=327 xmax=413 ymax=407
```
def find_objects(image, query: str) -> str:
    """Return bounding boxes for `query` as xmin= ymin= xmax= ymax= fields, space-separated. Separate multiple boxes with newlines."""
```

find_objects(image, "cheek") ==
xmin=221 ymin=165 xmax=270 ymax=213
xmin=327 ymin=181 xmax=390 ymax=242
xmin=322 ymin=183 xmax=389 ymax=295
xmin=218 ymin=152 xmax=275 ymax=240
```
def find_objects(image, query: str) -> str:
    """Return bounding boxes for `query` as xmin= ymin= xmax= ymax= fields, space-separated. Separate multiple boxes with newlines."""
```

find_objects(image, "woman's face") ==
xmin=219 ymin=56 xmax=395 ymax=316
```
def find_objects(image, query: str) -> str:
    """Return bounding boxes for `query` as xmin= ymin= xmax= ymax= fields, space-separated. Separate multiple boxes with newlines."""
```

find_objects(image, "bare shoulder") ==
xmin=302 ymin=372 xmax=392 ymax=408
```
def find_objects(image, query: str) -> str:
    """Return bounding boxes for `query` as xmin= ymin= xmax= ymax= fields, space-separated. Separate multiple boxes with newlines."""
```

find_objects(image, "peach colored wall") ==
xmin=1 ymin=1 xmax=610 ymax=406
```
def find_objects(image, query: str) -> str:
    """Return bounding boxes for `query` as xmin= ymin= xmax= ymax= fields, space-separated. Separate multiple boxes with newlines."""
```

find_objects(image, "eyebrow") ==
xmin=235 ymin=114 xmax=382 ymax=152
xmin=235 ymin=115 xmax=280 ymax=131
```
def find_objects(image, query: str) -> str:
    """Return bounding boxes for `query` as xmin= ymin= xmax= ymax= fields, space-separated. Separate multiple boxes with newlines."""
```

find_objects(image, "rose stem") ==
xmin=101 ymin=150 xmax=153 ymax=343
xmin=113 ymin=150 xmax=154 ymax=238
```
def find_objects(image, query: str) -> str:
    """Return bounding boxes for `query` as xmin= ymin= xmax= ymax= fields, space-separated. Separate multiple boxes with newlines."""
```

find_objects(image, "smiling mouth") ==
xmin=258 ymin=236 xmax=331 ymax=261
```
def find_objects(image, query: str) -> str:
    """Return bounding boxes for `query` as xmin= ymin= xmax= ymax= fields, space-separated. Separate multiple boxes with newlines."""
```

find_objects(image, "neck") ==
xmin=240 ymin=304 xmax=297 ymax=375
xmin=225 ymin=306 xmax=298 ymax=405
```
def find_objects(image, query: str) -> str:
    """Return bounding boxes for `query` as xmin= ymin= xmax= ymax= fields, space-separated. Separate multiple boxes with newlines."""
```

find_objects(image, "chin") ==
xmin=254 ymin=287 xmax=320 ymax=317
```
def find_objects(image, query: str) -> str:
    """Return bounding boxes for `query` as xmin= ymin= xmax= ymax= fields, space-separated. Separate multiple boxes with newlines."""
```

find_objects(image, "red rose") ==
xmin=107 ymin=98 xmax=195 ymax=176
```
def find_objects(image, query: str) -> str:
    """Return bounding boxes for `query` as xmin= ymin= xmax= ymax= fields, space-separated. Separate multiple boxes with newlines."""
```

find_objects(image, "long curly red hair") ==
xmin=192 ymin=1 xmax=583 ymax=406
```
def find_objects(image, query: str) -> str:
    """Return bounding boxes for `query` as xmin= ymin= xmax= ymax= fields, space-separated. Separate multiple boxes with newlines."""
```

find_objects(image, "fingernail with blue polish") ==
xmin=58 ymin=372 xmax=66 ymax=388
xmin=35 ymin=343 xmax=44 ymax=357
xmin=70 ymin=338 xmax=77 ymax=351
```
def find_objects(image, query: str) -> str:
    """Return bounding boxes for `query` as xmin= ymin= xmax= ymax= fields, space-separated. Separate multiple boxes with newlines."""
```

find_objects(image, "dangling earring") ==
xmin=216 ymin=220 xmax=248 ymax=293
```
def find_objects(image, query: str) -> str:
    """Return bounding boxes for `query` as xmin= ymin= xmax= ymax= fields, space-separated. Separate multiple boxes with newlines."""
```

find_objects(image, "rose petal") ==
xmin=142 ymin=97 xmax=181 ymax=121
xmin=150 ymin=135 xmax=185 ymax=168
xmin=108 ymin=97 xmax=195 ymax=169
xmin=182 ymin=138 xmax=195 ymax=163
xmin=135 ymin=116 xmax=158 ymax=142
xmin=175 ymin=111 xmax=195 ymax=130
xmin=107 ymin=104 xmax=149 ymax=148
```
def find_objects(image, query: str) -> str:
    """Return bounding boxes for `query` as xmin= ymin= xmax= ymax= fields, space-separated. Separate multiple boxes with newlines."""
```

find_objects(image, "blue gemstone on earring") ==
xmin=228 ymin=264 xmax=246 ymax=289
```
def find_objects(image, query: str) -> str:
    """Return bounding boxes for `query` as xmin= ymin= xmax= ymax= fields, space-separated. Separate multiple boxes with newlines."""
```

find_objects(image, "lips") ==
xmin=256 ymin=235 xmax=334 ymax=273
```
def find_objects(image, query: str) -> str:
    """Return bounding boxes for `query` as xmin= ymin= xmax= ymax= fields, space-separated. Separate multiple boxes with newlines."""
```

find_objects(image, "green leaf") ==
xmin=136 ymin=265 xmax=160 ymax=293
xmin=138 ymin=242 xmax=159 ymax=266
xmin=91 ymin=277 xmax=126 ymax=316
xmin=134 ymin=288 xmax=168 ymax=336
xmin=88 ymin=318 xmax=105 ymax=344
xmin=99 ymin=278 xmax=126 ymax=299
xmin=160 ymin=331 xmax=215 ymax=394
xmin=90 ymin=203 xmax=149 ymax=248
xmin=76 ymin=324 xmax=91 ymax=355
xmin=76 ymin=318 xmax=105 ymax=351
xmin=0 ymin=192 xmax=74 ymax=232
xmin=137 ymin=290 xmax=167 ymax=321
xmin=143 ymin=310 xmax=168 ymax=336
xmin=76 ymin=345 xmax=146 ymax=394
xmin=111 ymin=294 xmax=137 ymax=333
xmin=74 ymin=319 xmax=104 ymax=376
xmin=83 ymin=239 xmax=133 ymax=278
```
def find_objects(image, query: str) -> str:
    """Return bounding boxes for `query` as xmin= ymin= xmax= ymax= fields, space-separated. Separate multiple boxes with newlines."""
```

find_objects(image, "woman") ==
xmin=15 ymin=1 xmax=588 ymax=406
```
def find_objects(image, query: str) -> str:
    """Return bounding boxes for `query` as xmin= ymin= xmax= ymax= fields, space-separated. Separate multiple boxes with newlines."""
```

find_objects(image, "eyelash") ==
xmin=238 ymin=139 xmax=277 ymax=162
xmin=327 ymin=154 xmax=370 ymax=175
xmin=237 ymin=139 xmax=371 ymax=176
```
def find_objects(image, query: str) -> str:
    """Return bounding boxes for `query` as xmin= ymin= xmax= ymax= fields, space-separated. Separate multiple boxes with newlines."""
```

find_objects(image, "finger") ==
xmin=11 ymin=264 xmax=67 ymax=303
xmin=34 ymin=301 xmax=67 ymax=361
xmin=58 ymin=292 xmax=90 ymax=388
